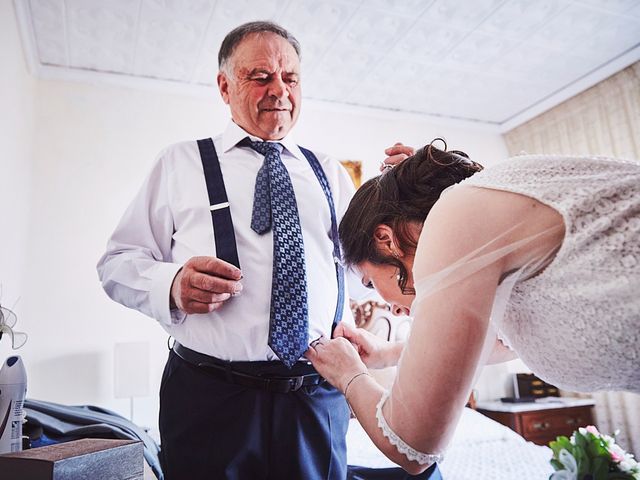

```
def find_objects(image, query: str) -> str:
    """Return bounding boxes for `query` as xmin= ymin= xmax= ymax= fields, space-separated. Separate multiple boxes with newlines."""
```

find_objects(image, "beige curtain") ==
xmin=503 ymin=62 xmax=640 ymax=456
xmin=505 ymin=62 xmax=640 ymax=158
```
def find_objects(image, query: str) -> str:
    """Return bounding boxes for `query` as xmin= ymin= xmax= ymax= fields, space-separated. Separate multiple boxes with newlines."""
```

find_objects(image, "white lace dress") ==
xmin=459 ymin=154 xmax=640 ymax=394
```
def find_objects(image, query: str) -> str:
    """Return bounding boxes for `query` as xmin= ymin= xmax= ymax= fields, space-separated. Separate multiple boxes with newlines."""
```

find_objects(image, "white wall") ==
xmin=0 ymin=1 xmax=36 ymax=354
xmin=297 ymin=100 xmax=509 ymax=178
xmin=5 ymin=23 xmax=510 ymax=435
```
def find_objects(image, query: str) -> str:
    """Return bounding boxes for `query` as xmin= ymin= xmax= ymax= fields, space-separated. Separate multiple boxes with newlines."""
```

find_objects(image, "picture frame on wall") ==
xmin=340 ymin=160 xmax=362 ymax=188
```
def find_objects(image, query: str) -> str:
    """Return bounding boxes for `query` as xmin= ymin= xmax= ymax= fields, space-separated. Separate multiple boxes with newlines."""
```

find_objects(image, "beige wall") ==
xmin=0 ymin=0 xmax=36 ymax=308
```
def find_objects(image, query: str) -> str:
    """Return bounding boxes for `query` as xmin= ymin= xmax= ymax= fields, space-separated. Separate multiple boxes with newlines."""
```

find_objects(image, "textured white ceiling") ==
xmin=16 ymin=0 xmax=640 ymax=128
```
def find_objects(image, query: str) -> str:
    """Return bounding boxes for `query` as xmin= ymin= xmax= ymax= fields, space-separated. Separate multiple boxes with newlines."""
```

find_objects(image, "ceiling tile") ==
xmin=65 ymin=0 xmax=138 ymax=73
xmin=29 ymin=0 xmax=67 ymax=66
xmin=365 ymin=0 xmax=434 ymax=16
xmin=20 ymin=0 xmax=640 ymax=126
xmin=134 ymin=0 xmax=213 ymax=80
xmin=336 ymin=7 xmax=410 ymax=52
xmin=423 ymin=0 xmax=505 ymax=30
xmin=445 ymin=31 xmax=517 ymax=68
xmin=279 ymin=0 xmax=359 ymax=72
xmin=391 ymin=20 xmax=468 ymax=63
xmin=478 ymin=0 xmax=568 ymax=40
xmin=572 ymin=0 xmax=640 ymax=15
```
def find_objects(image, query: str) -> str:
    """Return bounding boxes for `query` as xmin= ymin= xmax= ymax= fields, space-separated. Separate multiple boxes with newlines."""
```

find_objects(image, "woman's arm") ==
xmin=311 ymin=186 xmax=544 ymax=472
xmin=310 ymin=186 xmax=562 ymax=473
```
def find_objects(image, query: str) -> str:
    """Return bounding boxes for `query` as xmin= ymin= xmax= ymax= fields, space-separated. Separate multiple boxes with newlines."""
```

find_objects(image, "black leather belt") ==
xmin=172 ymin=342 xmax=324 ymax=394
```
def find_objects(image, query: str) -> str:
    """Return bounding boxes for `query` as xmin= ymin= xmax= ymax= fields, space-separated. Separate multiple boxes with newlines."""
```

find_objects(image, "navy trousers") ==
xmin=347 ymin=464 xmax=442 ymax=480
xmin=159 ymin=350 xmax=350 ymax=480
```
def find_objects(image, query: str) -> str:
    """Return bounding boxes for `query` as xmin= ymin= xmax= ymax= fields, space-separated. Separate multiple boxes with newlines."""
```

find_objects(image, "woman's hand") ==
xmin=381 ymin=142 xmax=415 ymax=171
xmin=305 ymin=336 xmax=367 ymax=393
xmin=333 ymin=322 xmax=397 ymax=369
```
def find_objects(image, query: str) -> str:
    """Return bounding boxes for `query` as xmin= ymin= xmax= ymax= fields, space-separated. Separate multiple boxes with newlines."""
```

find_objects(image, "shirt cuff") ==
xmin=149 ymin=262 xmax=186 ymax=325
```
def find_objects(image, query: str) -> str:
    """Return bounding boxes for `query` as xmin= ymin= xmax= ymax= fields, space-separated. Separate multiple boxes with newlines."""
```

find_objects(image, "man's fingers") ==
xmin=189 ymin=256 xmax=242 ymax=280
xmin=384 ymin=142 xmax=405 ymax=154
xmin=187 ymin=288 xmax=232 ymax=304
xmin=171 ymin=258 xmax=242 ymax=314
xmin=384 ymin=143 xmax=415 ymax=157
xmin=189 ymin=271 xmax=242 ymax=294
xmin=182 ymin=300 xmax=222 ymax=315
xmin=380 ymin=152 xmax=413 ymax=172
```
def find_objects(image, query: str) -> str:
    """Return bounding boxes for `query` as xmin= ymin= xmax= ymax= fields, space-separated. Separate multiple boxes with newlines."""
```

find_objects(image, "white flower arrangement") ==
xmin=550 ymin=425 xmax=640 ymax=480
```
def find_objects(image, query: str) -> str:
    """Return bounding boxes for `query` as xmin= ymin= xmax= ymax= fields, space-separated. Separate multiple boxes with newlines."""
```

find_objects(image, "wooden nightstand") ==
xmin=477 ymin=398 xmax=595 ymax=446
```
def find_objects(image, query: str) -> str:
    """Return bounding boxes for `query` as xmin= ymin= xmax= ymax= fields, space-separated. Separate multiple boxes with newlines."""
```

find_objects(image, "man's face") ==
xmin=218 ymin=32 xmax=301 ymax=140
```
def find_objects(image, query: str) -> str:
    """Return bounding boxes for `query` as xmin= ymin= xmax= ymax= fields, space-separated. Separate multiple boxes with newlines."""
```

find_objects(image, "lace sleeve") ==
xmin=376 ymin=390 xmax=444 ymax=465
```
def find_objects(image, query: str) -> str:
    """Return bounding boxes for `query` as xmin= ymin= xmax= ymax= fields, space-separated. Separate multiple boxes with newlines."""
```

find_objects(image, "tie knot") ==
xmin=249 ymin=140 xmax=283 ymax=157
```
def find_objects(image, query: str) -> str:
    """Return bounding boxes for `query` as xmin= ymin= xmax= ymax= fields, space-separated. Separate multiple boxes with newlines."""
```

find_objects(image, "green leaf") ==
xmin=587 ymin=436 xmax=609 ymax=458
xmin=550 ymin=459 xmax=564 ymax=471
xmin=606 ymin=473 xmax=634 ymax=480
xmin=551 ymin=436 xmax=573 ymax=458
xmin=591 ymin=456 xmax=609 ymax=480
xmin=574 ymin=446 xmax=590 ymax=476
xmin=575 ymin=431 xmax=589 ymax=449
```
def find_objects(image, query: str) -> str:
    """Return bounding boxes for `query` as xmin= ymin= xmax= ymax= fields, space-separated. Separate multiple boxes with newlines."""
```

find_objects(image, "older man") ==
xmin=98 ymin=21 xmax=355 ymax=480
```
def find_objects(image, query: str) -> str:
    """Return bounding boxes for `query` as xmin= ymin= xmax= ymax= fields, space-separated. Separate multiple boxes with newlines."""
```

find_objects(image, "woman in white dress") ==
xmin=306 ymin=140 xmax=640 ymax=475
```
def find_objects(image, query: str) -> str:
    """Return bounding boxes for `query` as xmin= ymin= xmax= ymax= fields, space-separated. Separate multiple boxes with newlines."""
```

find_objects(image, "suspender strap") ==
xmin=298 ymin=146 xmax=345 ymax=332
xmin=197 ymin=138 xmax=241 ymax=269
xmin=196 ymin=138 xmax=344 ymax=330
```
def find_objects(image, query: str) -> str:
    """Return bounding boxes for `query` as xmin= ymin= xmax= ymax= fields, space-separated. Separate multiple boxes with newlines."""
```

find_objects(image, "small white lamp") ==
xmin=114 ymin=342 xmax=150 ymax=422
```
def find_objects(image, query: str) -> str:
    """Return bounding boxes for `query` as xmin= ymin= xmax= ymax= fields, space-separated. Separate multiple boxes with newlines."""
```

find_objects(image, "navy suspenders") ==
xmin=196 ymin=138 xmax=345 ymax=330
xmin=299 ymin=146 xmax=345 ymax=332
xmin=197 ymin=139 xmax=241 ymax=269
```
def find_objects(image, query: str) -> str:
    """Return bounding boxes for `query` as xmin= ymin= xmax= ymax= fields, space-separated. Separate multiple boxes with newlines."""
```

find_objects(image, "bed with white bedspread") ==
xmin=347 ymin=406 xmax=553 ymax=479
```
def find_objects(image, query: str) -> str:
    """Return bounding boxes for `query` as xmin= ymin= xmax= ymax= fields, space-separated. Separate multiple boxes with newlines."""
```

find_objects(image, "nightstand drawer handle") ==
xmin=533 ymin=421 xmax=551 ymax=431
xmin=566 ymin=418 xmax=582 ymax=426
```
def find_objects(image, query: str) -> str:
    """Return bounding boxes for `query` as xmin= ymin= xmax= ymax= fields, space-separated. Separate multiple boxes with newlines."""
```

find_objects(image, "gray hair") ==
xmin=218 ymin=21 xmax=301 ymax=74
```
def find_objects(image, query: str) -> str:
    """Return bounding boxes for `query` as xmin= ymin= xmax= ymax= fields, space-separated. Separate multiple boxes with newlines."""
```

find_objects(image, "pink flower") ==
xmin=608 ymin=444 xmax=627 ymax=463
xmin=586 ymin=425 xmax=600 ymax=435
xmin=609 ymin=449 xmax=624 ymax=462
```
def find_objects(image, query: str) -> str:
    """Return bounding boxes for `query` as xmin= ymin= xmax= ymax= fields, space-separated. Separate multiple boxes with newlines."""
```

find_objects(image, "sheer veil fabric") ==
xmin=378 ymin=213 xmax=563 ymax=464
xmin=375 ymin=154 xmax=640 ymax=464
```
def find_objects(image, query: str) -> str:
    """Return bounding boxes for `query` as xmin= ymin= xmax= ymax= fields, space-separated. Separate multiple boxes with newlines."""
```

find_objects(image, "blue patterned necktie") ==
xmin=249 ymin=140 xmax=308 ymax=368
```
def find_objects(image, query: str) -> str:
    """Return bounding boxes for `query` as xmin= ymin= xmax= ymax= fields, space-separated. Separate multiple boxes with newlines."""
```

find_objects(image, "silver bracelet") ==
xmin=343 ymin=371 xmax=371 ymax=399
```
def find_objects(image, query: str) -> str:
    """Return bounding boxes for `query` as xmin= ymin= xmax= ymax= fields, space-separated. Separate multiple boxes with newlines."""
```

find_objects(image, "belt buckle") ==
xmin=289 ymin=375 xmax=304 ymax=392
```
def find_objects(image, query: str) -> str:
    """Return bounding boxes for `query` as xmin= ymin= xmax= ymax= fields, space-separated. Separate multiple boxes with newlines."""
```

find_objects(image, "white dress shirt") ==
xmin=97 ymin=121 xmax=358 ymax=361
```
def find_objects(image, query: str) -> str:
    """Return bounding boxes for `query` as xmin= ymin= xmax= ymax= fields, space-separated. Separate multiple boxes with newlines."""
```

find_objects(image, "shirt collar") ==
xmin=221 ymin=121 xmax=305 ymax=161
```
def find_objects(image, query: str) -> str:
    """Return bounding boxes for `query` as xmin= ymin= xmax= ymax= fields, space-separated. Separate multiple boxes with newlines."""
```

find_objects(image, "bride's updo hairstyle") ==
xmin=339 ymin=138 xmax=483 ymax=294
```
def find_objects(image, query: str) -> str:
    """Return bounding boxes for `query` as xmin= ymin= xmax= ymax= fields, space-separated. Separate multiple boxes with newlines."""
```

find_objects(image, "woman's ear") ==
xmin=373 ymin=225 xmax=402 ymax=257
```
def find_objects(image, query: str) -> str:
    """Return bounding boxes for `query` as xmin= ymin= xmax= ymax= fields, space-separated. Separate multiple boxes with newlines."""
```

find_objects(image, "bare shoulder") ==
xmin=429 ymin=185 xmax=562 ymax=234
xmin=414 ymin=185 xmax=564 ymax=278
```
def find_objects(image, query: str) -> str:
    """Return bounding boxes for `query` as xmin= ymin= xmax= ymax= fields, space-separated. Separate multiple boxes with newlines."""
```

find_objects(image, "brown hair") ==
xmin=338 ymin=139 xmax=483 ymax=293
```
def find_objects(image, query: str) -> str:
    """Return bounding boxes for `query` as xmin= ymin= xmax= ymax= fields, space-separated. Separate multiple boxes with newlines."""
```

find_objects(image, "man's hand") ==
xmin=381 ymin=142 xmax=415 ymax=171
xmin=333 ymin=322 xmax=396 ymax=369
xmin=170 ymin=256 xmax=243 ymax=314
